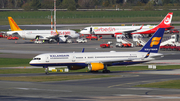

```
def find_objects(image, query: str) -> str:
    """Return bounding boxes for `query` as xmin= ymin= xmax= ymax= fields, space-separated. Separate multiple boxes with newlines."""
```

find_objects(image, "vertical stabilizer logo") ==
xmin=150 ymin=37 xmax=161 ymax=47
xmin=10 ymin=18 xmax=19 ymax=29
xmin=164 ymin=14 xmax=172 ymax=25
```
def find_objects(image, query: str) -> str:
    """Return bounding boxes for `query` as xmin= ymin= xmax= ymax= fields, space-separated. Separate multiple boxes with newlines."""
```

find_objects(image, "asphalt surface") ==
xmin=1 ymin=73 xmax=180 ymax=101
xmin=1 ymin=23 xmax=180 ymax=100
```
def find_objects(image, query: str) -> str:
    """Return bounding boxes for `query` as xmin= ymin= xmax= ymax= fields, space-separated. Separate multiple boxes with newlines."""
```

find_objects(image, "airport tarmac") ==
xmin=0 ymin=73 xmax=180 ymax=101
xmin=1 ymin=24 xmax=180 ymax=100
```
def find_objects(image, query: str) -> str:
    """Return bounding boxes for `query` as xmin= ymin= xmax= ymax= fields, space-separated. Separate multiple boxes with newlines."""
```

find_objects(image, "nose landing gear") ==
xmin=43 ymin=66 xmax=49 ymax=75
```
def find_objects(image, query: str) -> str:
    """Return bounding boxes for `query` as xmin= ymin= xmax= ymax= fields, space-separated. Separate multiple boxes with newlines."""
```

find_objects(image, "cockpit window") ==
xmin=33 ymin=58 xmax=41 ymax=60
xmin=83 ymin=29 xmax=87 ymax=30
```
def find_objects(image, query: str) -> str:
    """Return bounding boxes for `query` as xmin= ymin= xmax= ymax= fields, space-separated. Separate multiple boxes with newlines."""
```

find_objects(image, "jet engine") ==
xmin=88 ymin=63 xmax=104 ymax=71
xmin=59 ymin=36 xmax=67 ymax=42
xmin=67 ymin=66 xmax=85 ymax=70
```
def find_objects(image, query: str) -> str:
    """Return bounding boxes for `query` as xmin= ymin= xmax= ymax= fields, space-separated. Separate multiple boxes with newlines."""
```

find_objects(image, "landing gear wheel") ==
xmin=45 ymin=72 xmax=49 ymax=75
xmin=44 ymin=66 xmax=49 ymax=75
xmin=102 ymin=70 xmax=110 ymax=73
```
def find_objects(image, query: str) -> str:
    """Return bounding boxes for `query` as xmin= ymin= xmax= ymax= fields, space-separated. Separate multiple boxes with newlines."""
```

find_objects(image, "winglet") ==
xmin=82 ymin=48 xmax=85 ymax=53
xmin=55 ymin=29 xmax=59 ymax=35
xmin=140 ymin=24 xmax=144 ymax=29
xmin=139 ymin=28 xmax=165 ymax=53
xmin=8 ymin=17 xmax=22 ymax=31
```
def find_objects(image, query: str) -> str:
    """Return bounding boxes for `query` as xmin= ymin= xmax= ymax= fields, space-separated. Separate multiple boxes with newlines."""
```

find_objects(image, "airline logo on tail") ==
xmin=8 ymin=17 xmax=22 ymax=31
xmin=164 ymin=14 xmax=172 ymax=25
xmin=139 ymin=28 xmax=165 ymax=53
xmin=10 ymin=18 xmax=19 ymax=29
xmin=150 ymin=37 xmax=161 ymax=47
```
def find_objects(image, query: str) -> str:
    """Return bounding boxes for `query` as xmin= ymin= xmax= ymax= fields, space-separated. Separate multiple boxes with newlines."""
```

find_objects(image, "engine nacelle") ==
xmin=59 ymin=36 xmax=67 ymax=42
xmin=88 ymin=63 xmax=104 ymax=71
xmin=67 ymin=66 xmax=85 ymax=70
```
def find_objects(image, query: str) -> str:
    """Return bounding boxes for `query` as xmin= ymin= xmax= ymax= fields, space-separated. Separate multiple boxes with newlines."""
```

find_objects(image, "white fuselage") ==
xmin=7 ymin=30 xmax=79 ymax=40
xmin=80 ymin=25 xmax=156 ymax=35
xmin=29 ymin=51 xmax=162 ymax=67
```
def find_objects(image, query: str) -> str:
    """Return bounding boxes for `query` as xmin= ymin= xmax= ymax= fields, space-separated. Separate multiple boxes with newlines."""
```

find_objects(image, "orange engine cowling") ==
xmin=88 ymin=63 xmax=104 ymax=71
xmin=68 ymin=66 xmax=85 ymax=70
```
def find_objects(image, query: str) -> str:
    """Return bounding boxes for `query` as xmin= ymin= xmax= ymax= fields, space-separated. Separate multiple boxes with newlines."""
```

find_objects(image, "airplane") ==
xmin=30 ymin=28 xmax=165 ymax=74
xmin=80 ymin=12 xmax=173 ymax=38
xmin=6 ymin=17 xmax=79 ymax=43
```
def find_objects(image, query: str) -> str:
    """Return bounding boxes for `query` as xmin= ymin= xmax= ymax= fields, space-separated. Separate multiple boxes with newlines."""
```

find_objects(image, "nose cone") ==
xmin=6 ymin=31 xmax=12 ymax=36
xmin=29 ymin=60 xmax=35 ymax=66
xmin=79 ymin=30 xmax=84 ymax=34
xmin=76 ymin=33 xmax=80 ymax=38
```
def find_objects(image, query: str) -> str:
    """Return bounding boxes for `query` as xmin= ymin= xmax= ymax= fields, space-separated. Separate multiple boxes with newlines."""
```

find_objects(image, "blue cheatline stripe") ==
xmin=30 ymin=61 xmax=147 ymax=67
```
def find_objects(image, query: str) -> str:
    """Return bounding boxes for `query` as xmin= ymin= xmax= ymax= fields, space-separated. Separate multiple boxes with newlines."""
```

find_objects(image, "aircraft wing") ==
xmin=46 ymin=34 xmax=59 ymax=39
xmin=115 ymin=24 xmax=144 ymax=34
xmin=46 ymin=29 xmax=69 ymax=39
xmin=85 ymin=58 xmax=139 ymax=65
xmin=165 ymin=26 xmax=174 ymax=30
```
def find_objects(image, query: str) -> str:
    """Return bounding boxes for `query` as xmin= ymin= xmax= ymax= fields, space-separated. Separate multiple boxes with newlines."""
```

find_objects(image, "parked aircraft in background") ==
xmin=80 ymin=12 xmax=173 ymax=38
xmin=30 ymin=28 xmax=165 ymax=74
xmin=6 ymin=17 xmax=79 ymax=43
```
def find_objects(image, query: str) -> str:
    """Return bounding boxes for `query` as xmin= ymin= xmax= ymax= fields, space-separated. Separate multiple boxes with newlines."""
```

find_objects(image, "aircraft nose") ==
xmin=76 ymin=33 xmax=80 ymax=37
xmin=79 ymin=30 xmax=83 ymax=34
xmin=29 ymin=60 xmax=35 ymax=65
xmin=6 ymin=31 xmax=11 ymax=36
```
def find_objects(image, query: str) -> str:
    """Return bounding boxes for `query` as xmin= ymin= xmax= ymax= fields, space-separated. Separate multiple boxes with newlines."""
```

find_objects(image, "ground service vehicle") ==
xmin=100 ymin=41 xmax=113 ymax=48
xmin=76 ymin=38 xmax=87 ymax=43
xmin=116 ymin=35 xmax=133 ymax=47
xmin=7 ymin=36 xmax=19 ymax=40
xmin=170 ymin=29 xmax=179 ymax=34
xmin=160 ymin=34 xmax=180 ymax=51
xmin=116 ymin=43 xmax=132 ymax=47
xmin=0 ymin=33 xmax=3 ymax=38
xmin=86 ymin=35 xmax=98 ymax=40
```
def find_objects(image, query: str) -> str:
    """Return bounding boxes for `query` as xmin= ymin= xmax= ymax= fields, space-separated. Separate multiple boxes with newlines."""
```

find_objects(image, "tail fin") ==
xmin=157 ymin=12 xmax=173 ymax=28
xmin=139 ymin=28 xmax=165 ymax=53
xmin=8 ymin=17 xmax=22 ymax=31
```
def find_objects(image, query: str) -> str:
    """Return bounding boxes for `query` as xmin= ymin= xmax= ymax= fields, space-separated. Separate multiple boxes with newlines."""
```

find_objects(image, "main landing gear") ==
xmin=102 ymin=65 xmax=110 ymax=73
xmin=43 ymin=66 xmax=49 ymax=75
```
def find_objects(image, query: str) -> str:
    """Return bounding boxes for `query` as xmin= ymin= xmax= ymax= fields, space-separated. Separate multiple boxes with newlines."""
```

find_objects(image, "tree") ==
xmin=0 ymin=0 xmax=6 ymax=8
xmin=61 ymin=0 xmax=76 ymax=11
xmin=102 ymin=0 xmax=110 ymax=7
xmin=41 ymin=0 xmax=53 ymax=9
xmin=78 ymin=0 xmax=95 ymax=8
xmin=116 ymin=0 xmax=124 ymax=4
xmin=22 ymin=1 xmax=31 ymax=10
xmin=30 ymin=0 xmax=41 ymax=10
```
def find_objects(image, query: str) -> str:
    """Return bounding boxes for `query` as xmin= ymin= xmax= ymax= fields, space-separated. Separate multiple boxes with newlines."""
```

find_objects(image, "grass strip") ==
xmin=0 ymin=58 xmax=31 ymax=68
xmin=1 ymin=11 xmax=180 ymax=25
xmin=69 ymin=65 xmax=180 ymax=73
xmin=135 ymin=80 xmax=180 ymax=89
xmin=1 ymin=65 xmax=180 ymax=74
xmin=0 ymin=68 xmax=44 ymax=74
xmin=0 ymin=75 xmax=119 ymax=82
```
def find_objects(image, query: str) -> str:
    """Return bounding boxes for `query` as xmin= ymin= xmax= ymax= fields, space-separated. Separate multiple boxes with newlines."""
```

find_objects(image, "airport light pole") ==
xmin=51 ymin=10 xmax=53 ymax=30
xmin=54 ymin=0 xmax=56 ymax=30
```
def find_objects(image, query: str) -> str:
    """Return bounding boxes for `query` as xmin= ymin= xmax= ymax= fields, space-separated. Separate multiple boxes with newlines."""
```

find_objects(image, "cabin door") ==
xmin=46 ymin=56 xmax=49 ymax=62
